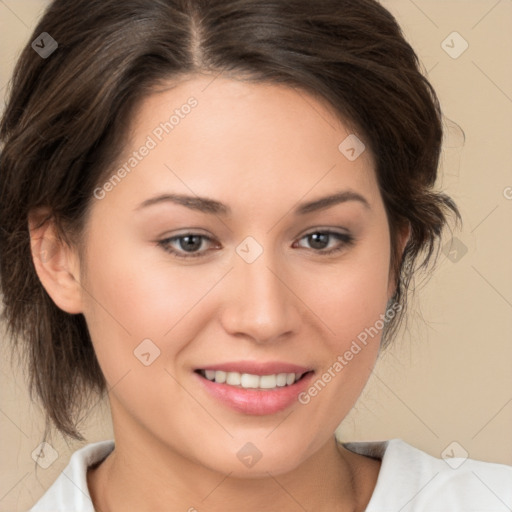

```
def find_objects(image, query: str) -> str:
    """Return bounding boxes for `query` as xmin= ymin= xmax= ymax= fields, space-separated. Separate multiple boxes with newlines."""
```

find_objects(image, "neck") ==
xmin=87 ymin=431 xmax=377 ymax=512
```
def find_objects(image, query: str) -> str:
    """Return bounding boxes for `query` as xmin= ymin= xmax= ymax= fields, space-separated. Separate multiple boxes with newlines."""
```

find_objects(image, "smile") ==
xmin=194 ymin=363 xmax=315 ymax=415
xmin=197 ymin=369 xmax=307 ymax=390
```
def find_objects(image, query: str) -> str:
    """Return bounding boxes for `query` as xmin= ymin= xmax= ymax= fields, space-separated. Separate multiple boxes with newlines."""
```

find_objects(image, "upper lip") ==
xmin=197 ymin=361 xmax=313 ymax=376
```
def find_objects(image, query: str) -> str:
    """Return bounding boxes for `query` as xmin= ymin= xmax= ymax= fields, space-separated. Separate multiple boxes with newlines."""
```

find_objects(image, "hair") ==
xmin=0 ymin=0 xmax=461 ymax=442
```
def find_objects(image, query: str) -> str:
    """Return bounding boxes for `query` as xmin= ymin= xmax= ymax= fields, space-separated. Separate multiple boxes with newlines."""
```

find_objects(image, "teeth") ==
xmin=214 ymin=370 xmax=226 ymax=383
xmin=226 ymin=372 xmax=241 ymax=386
xmin=241 ymin=373 xmax=259 ymax=388
xmin=276 ymin=373 xmax=287 ymax=386
xmin=201 ymin=370 xmax=304 ymax=390
xmin=259 ymin=374 xmax=276 ymax=389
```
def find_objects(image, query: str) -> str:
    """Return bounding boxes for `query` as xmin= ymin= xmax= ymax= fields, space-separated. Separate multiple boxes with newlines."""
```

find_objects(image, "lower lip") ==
xmin=195 ymin=371 xmax=315 ymax=415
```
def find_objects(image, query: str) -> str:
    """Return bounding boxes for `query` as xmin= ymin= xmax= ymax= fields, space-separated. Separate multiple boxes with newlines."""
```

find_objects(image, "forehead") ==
xmin=104 ymin=75 xmax=381 ymax=212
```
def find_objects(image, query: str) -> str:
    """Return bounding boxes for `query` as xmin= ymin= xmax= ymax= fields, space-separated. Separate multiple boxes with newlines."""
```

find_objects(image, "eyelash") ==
xmin=157 ymin=230 xmax=355 ymax=259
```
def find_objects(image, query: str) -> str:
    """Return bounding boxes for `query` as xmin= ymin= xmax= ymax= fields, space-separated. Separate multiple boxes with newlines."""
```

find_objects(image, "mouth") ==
xmin=193 ymin=362 xmax=315 ymax=415
xmin=195 ymin=369 xmax=312 ymax=391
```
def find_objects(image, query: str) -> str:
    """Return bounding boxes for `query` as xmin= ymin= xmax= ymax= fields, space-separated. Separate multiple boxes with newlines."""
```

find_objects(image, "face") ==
xmin=74 ymin=76 xmax=402 ymax=476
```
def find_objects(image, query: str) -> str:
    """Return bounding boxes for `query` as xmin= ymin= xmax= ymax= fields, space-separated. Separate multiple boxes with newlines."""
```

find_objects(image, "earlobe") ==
xmin=28 ymin=212 xmax=84 ymax=314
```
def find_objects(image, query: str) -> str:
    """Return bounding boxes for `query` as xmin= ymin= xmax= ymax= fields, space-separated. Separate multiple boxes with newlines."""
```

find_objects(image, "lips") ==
xmin=194 ymin=361 xmax=315 ymax=415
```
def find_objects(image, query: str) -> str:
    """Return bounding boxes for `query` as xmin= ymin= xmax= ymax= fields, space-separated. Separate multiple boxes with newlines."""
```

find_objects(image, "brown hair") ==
xmin=0 ymin=0 xmax=461 ymax=441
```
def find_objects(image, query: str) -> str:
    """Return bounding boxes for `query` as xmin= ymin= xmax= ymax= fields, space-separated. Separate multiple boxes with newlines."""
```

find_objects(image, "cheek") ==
xmin=296 ymin=238 xmax=391 ymax=344
xmin=79 ymin=228 xmax=223 ymax=369
xmin=292 ymin=252 xmax=391 ymax=430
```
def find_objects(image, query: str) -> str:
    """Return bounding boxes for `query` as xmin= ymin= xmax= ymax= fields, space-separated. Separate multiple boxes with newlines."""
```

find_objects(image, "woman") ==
xmin=1 ymin=0 xmax=510 ymax=510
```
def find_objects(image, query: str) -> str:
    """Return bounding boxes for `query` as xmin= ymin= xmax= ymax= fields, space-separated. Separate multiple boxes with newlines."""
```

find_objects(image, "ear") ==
xmin=28 ymin=210 xmax=84 ymax=314
xmin=387 ymin=220 xmax=411 ymax=301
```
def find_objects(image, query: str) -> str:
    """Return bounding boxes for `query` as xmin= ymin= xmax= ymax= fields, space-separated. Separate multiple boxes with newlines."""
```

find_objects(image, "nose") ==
xmin=219 ymin=246 xmax=301 ymax=344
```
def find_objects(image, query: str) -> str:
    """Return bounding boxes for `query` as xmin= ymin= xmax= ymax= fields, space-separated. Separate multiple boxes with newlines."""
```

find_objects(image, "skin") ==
xmin=30 ymin=75 xmax=410 ymax=512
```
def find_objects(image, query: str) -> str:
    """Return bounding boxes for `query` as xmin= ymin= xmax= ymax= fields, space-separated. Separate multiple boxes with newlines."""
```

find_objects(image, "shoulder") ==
xmin=341 ymin=438 xmax=512 ymax=511
xmin=28 ymin=440 xmax=115 ymax=512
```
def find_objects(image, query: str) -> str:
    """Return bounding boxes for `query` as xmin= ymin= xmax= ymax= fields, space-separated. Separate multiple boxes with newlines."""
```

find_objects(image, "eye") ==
xmin=158 ymin=233 xmax=219 ymax=259
xmin=158 ymin=229 xmax=355 ymax=259
xmin=293 ymin=230 xmax=355 ymax=255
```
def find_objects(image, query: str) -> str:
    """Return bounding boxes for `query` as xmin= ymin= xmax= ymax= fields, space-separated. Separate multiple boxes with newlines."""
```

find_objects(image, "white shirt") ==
xmin=29 ymin=438 xmax=512 ymax=511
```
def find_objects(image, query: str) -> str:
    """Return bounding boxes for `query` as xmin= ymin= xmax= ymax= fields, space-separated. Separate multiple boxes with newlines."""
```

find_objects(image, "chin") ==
xmin=197 ymin=437 xmax=310 ymax=478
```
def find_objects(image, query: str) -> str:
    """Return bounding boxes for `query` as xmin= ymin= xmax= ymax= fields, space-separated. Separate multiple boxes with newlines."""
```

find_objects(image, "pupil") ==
xmin=180 ymin=235 xmax=202 ymax=252
xmin=309 ymin=233 xmax=328 ymax=249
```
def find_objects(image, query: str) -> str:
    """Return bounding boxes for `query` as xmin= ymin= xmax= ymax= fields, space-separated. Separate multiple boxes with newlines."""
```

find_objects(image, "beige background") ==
xmin=1 ymin=0 xmax=511 ymax=510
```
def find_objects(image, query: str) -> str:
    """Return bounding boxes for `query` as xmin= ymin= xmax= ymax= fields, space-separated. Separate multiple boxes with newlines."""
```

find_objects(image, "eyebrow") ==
xmin=136 ymin=190 xmax=370 ymax=215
